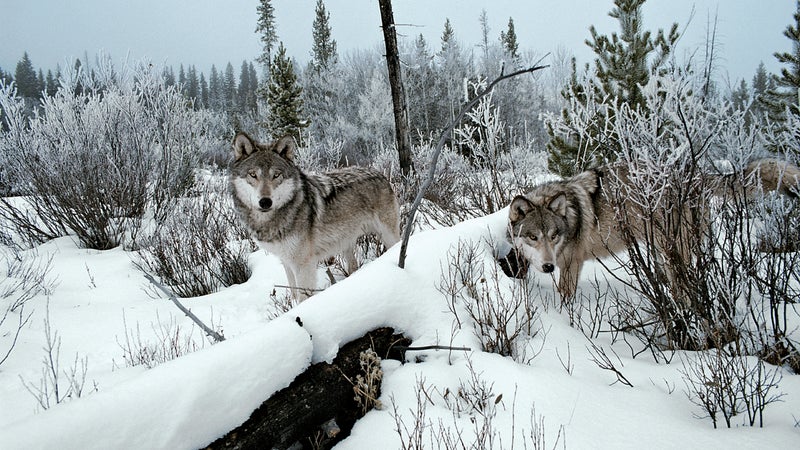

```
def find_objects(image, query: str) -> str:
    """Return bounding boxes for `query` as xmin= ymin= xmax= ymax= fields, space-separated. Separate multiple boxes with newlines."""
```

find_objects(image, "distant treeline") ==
xmin=0 ymin=52 xmax=259 ymax=114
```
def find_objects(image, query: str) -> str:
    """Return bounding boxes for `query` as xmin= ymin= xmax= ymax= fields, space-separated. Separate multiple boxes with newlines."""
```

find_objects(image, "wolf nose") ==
xmin=259 ymin=197 xmax=273 ymax=210
xmin=542 ymin=263 xmax=555 ymax=273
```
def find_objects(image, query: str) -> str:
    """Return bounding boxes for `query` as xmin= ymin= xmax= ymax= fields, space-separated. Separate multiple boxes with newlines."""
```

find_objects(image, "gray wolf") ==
xmin=507 ymin=159 xmax=800 ymax=299
xmin=230 ymin=132 xmax=401 ymax=300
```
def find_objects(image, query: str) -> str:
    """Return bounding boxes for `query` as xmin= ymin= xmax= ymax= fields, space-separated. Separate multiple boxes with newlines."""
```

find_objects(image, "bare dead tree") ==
xmin=378 ymin=0 xmax=413 ymax=176
xmin=398 ymin=62 xmax=548 ymax=268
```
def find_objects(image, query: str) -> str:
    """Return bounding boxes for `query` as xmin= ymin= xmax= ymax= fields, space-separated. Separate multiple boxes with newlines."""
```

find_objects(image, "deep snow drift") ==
xmin=0 ymin=210 xmax=798 ymax=449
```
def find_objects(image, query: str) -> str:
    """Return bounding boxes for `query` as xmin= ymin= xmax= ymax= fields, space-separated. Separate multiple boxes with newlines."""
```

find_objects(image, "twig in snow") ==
xmin=142 ymin=272 xmax=225 ymax=343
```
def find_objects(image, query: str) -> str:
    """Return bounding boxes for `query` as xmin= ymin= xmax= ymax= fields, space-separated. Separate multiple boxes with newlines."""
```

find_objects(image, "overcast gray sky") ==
xmin=0 ymin=1 xmax=795 ymax=85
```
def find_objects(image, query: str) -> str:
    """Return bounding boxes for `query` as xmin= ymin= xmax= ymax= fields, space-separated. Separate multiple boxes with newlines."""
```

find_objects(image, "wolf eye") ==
xmin=248 ymin=170 xmax=258 ymax=179
xmin=551 ymin=232 xmax=560 ymax=241
xmin=528 ymin=235 xmax=538 ymax=242
xmin=272 ymin=172 xmax=282 ymax=180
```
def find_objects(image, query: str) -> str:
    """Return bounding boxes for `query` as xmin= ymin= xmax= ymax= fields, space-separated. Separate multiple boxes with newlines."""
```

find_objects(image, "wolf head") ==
xmin=508 ymin=193 xmax=571 ymax=275
xmin=230 ymin=132 xmax=299 ymax=212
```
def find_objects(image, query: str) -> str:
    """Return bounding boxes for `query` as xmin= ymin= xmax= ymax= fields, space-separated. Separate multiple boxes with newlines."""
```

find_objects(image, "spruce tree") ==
xmin=14 ymin=52 xmax=39 ymax=99
xmin=223 ymin=62 xmax=237 ymax=111
xmin=45 ymin=69 xmax=58 ymax=97
xmin=238 ymin=60 xmax=252 ymax=113
xmin=546 ymin=0 xmax=679 ymax=176
xmin=730 ymin=79 xmax=750 ymax=113
xmin=199 ymin=72 xmax=209 ymax=109
xmin=186 ymin=65 xmax=200 ymax=105
xmin=248 ymin=62 xmax=259 ymax=113
xmin=311 ymin=0 xmax=338 ymax=72
xmin=256 ymin=0 xmax=278 ymax=70
xmin=0 ymin=68 xmax=12 ymax=86
xmin=760 ymin=2 xmax=800 ymax=127
xmin=266 ymin=42 xmax=308 ymax=141
xmin=209 ymin=65 xmax=222 ymax=110
xmin=500 ymin=17 xmax=519 ymax=60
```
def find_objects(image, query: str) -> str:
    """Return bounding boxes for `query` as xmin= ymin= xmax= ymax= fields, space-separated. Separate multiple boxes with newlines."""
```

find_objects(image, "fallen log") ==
xmin=204 ymin=326 xmax=411 ymax=450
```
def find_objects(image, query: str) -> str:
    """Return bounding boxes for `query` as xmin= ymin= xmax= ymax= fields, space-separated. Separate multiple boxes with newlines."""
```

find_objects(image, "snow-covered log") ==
xmin=205 ymin=327 xmax=410 ymax=450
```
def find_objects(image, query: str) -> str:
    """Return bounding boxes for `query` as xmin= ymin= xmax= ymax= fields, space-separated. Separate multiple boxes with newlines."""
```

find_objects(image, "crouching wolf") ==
xmin=230 ymin=132 xmax=401 ymax=300
xmin=508 ymin=159 xmax=800 ymax=299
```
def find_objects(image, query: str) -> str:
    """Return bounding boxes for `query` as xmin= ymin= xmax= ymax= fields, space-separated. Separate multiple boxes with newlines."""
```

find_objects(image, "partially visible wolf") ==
xmin=230 ymin=132 xmax=401 ymax=300
xmin=508 ymin=159 xmax=800 ymax=299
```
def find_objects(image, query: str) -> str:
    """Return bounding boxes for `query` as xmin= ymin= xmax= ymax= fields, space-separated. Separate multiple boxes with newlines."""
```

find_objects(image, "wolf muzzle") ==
xmin=259 ymin=197 xmax=273 ymax=211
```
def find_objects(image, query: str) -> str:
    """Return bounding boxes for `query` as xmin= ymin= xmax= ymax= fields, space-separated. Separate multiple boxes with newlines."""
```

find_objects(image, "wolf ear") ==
xmin=548 ymin=193 xmax=568 ymax=217
xmin=272 ymin=136 xmax=297 ymax=162
xmin=232 ymin=132 xmax=256 ymax=161
xmin=509 ymin=195 xmax=533 ymax=223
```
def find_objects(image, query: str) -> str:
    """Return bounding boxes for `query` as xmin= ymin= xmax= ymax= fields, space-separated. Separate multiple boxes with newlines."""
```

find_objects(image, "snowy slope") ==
xmin=0 ymin=211 xmax=798 ymax=449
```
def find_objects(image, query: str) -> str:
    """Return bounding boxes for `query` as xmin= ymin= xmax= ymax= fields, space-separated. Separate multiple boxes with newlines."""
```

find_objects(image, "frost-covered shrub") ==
xmin=439 ymin=239 xmax=544 ymax=363
xmin=0 ymin=61 xmax=227 ymax=250
xmin=546 ymin=68 xmax=800 ymax=370
xmin=136 ymin=174 xmax=255 ymax=298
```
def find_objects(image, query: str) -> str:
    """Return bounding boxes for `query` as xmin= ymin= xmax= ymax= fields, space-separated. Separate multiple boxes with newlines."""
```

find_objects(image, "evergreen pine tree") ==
xmin=199 ymin=72 xmax=209 ymax=109
xmin=209 ymin=65 xmax=222 ymax=110
xmin=311 ymin=0 xmax=338 ymax=72
xmin=407 ymin=33 xmax=436 ymax=136
xmin=238 ymin=60 xmax=253 ymax=113
xmin=163 ymin=66 xmax=176 ymax=87
xmin=186 ymin=65 xmax=200 ymax=105
xmin=256 ymin=0 xmax=278 ymax=69
xmin=36 ymin=70 xmax=45 ymax=98
xmin=266 ymin=42 xmax=308 ymax=141
xmin=752 ymin=61 xmax=771 ymax=97
xmin=223 ymin=62 xmax=237 ymax=111
xmin=14 ymin=52 xmax=39 ymax=99
xmin=178 ymin=64 xmax=187 ymax=95
xmin=0 ymin=67 xmax=12 ymax=85
xmin=500 ymin=17 xmax=520 ymax=60
xmin=730 ymin=79 xmax=750 ymax=112
xmin=546 ymin=0 xmax=679 ymax=176
xmin=436 ymin=18 xmax=470 ymax=127
xmin=760 ymin=2 xmax=800 ymax=127
xmin=248 ymin=62 xmax=259 ymax=113
xmin=441 ymin=18 xmax=455 ymax=52
xmin=45 ymin=69 xmax=58 ymax=97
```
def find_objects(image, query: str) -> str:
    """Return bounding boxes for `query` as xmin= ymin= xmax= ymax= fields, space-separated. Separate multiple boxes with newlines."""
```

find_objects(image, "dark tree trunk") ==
xmin=378 ymin=0 xmax=413 ymax=176
xmin=204 ymin=327 xmax=410 ymax=450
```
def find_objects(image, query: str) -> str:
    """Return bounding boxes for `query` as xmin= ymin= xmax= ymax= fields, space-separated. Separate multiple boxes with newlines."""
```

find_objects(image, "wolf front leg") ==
xmin=292 ymin=262 xmax=320 ymax=301
xmin=557 ymin=260 xmax=583 ymax=303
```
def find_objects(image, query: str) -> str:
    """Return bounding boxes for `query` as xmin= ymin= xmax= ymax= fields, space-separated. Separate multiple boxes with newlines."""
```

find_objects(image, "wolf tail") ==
xmin=744 ymin=158 xmax=800 ymax=198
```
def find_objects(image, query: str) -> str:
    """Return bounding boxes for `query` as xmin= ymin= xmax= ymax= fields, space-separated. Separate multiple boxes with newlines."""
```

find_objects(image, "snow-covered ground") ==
xmin=1 ymin=210 xmax=798 ymax=449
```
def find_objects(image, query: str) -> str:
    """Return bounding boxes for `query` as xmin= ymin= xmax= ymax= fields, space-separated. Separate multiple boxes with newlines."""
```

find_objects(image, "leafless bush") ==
xmin=392 ymin=363 xmax=565 ymax=450
xmin=116 ymin=311 xmax=210 ymax=369
xmin=20 ymin=301 xmax=96 ymax=411
xmin=136 ymin=175 xmax=255 ymax=298
xmin=0 ymin=247 xmax=54 ymax=367
xmin=680 ymin=344 xmax=785 ymax=428
xmin=439 ymin=239 xmax=544 ymax=364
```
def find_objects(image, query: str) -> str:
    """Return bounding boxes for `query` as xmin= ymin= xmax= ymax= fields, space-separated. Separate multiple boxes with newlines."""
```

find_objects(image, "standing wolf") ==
xmin=230 ymin=132 xmax=401 ymax=300
xmin=508 ymin=159 xmax=800 ymax=299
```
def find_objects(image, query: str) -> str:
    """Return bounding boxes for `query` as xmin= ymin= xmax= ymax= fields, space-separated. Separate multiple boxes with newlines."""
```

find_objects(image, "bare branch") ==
xmin=398 ymin=62 xmax=548 ymax=268
xmin=142 ymin=272 xmax=225 ymax=343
